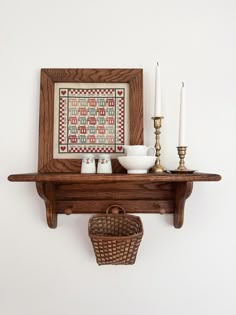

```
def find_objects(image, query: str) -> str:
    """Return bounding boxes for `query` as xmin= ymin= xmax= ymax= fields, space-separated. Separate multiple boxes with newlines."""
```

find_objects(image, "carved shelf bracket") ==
xmin=174 ymin=182 xmax=193 ymax=228
xmin=36 ymin=182 xmax=57 ymax=228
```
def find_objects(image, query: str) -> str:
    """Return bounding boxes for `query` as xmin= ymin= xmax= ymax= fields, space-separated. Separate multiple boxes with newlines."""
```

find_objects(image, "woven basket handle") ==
xmin=106 ymin=205 xmax=126 ymax=215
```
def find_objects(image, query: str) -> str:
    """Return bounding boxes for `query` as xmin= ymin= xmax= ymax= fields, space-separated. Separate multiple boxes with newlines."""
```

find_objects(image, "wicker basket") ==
xmin=88 ymin=205 xmax=143 ymax=265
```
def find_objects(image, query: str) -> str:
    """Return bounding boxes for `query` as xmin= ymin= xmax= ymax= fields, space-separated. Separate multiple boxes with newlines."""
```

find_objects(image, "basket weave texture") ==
xmin=88 ymin=205 xmax=143 ymax=265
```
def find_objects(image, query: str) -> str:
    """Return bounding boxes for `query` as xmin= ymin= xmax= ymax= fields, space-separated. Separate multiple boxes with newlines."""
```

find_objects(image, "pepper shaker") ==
xmin=97 ymin=154 xmax=112 ymax=174
xmin=81 ymin=154 xmax=96 ymax=174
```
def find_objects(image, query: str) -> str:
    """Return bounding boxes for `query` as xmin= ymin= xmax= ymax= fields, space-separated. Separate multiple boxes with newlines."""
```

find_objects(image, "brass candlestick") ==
xmin=150 ymin=116 xmax=166 ymax=173
xmin=170 ymin=146 xmax=196 ymax=173
xmin=176 ymin=146 xmax=188 ymax=171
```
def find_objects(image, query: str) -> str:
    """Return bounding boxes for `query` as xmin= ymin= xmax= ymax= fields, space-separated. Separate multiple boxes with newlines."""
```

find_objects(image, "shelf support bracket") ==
xmin=174 ymin=182 xmax=193 ymax=228
xmin=36 ymin=182 xmax=57 ymax=228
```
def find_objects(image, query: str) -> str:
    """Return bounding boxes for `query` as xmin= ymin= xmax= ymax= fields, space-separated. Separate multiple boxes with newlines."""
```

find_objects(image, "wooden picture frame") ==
xmin=39 ymin=68 xmax=143 ymax=173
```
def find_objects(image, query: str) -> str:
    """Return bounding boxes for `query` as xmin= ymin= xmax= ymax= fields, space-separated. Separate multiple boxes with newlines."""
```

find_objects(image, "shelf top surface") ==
xmin=8 ymin=172 xmax=221 ymax=183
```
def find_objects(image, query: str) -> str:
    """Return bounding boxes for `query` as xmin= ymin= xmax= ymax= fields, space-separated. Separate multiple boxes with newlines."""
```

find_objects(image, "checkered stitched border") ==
xmin=59 ymin=98 xmax=66 ymax=144
xmin=68 ymin=147 xmax=115 ymax=153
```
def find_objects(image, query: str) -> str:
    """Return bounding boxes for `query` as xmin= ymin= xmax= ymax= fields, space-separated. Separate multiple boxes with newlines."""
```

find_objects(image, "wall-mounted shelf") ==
xmin=8 ymin=172 xmax=221 ymax=229
xmin=8 ymin=69 xmax=221 ymax=231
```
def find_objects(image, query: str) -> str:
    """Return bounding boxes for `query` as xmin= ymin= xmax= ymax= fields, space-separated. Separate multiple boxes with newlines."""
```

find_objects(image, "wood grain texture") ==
xmin=42 ymin=68 xmax=142 ymax=83
xmin=8 ymin=172 xmax=222 ymax=183
xmin=55 ymin=182 xmax=174 ymax=200
xmin=38 ymin=70 xmax=54 ymax=171
xmin=38 ymin=68 xmax=143 ymax=173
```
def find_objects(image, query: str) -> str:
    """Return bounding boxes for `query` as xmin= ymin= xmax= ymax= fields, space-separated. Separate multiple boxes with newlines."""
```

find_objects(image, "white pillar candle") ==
xmin=154 ymin=62 xmax=161 ymax=116
xmin=178 ymin=82 xmax=186 ymax=146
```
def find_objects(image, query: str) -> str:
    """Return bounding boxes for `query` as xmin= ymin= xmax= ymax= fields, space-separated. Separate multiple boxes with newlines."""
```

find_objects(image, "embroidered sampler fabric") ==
xmin=53 ymin=83 xmax=129 ymax=158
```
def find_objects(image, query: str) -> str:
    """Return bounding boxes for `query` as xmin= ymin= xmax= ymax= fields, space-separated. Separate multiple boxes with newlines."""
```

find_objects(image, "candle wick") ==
xmin=157 ymin=61 xmax=159 ymax=66
xmin=182 ymin=82 xmax=184 ymax=87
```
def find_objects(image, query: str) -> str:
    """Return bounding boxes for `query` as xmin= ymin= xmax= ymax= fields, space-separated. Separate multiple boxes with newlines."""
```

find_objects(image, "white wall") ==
xmin=0 ymin=0 xmax=235 ymax=314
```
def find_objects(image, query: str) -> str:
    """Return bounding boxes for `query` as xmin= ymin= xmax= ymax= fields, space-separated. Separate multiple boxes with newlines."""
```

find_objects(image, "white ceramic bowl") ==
xmin=118 ymin=156 xmax=156 ymax=174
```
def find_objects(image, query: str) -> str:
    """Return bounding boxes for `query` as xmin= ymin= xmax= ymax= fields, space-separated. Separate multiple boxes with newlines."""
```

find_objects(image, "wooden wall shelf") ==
xmin=8 ymin=69 xmax=221 ymax=231
xmin=8 ymin=172 xmax=221 ymax=229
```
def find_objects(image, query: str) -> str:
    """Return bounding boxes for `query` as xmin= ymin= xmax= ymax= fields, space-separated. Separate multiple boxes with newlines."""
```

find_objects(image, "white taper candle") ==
xmin=178 ymin=82 xmax=186 ymax=146
xmin=154 ymin=62 xmax=161 ymax=116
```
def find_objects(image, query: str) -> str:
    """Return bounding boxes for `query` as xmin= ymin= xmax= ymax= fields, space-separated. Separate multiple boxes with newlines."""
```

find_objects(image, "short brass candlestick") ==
xmin=150 ymin=116 xmax=166 ymax=173
xmin=170 ymin=146 xmax=196 ymax=173
xmin=176 ymin=146 xmax=188 ymax=171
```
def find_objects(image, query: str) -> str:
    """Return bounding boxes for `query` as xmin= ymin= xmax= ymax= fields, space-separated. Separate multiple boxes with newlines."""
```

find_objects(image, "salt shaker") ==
xmin=81 ymin=154 xmax=96 ymax=174
xmin=97 ymin=154 xmax=112 ymax=174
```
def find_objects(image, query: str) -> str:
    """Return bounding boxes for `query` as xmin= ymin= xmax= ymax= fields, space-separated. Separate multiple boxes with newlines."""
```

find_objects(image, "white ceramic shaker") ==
xmin=97 ymin=154 xmax=112 ymax=174
xmin=81 ymin=154 xmax=96 ymax=174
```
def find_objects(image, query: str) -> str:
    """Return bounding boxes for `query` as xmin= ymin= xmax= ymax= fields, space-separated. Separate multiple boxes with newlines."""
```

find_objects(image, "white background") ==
xmin=0 ymin=0 xmax=235 ymax=314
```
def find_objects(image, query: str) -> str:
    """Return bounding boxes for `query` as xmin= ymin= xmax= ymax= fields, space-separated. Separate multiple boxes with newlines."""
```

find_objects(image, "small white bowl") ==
xmin=118 ymin=156 xmax=156 ymax=174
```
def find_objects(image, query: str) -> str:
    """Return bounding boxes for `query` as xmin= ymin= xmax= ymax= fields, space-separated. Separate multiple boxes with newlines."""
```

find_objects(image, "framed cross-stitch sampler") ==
xmin=39 ymin=68 xmax=143 ymax=173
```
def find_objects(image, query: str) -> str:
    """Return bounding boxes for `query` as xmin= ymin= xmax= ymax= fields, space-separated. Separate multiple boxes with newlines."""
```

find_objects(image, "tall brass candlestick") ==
xmin=150 ymin=116 xmax=166 ymax=173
